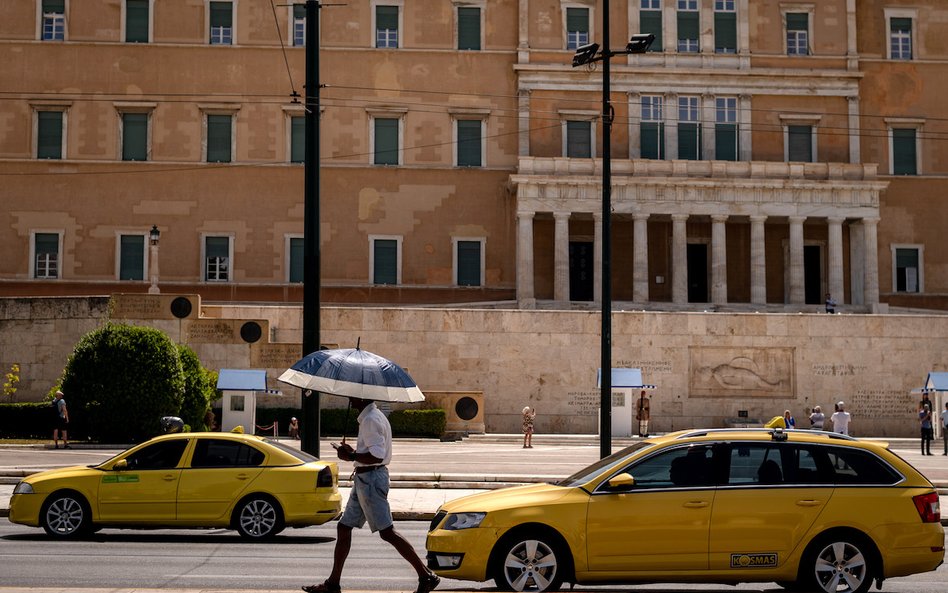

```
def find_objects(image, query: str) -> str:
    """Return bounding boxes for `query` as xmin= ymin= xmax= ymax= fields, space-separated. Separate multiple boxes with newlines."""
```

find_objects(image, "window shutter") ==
xmin=890 ymin=17 xmax=911 ymax=33
xmin=374 ymin=118 xmax=399 ymax=165
xmin=457 ymin=241 xmax=481 ymax=286
xmin=714 ymin=12 xmax=736 ymax=52
xmin=294 ymin=3 xmax=306 ymax=19
xmin=126 ymin=0 xmax=149 ymax=42
xmin=35 ymin=233 xmax=59 ymax=255
xmin=210 ymin=2 xmax=233 ymax=27
xmin=786 ymin=13 xmax=807 ymax=31
xmin=37 ymin=111 xmax=63 ymax=159
xmin=207 ymin=114 xmax=232 ymax=162
xmin=640 ymin=11 xmax=663 ymax=52
xmin=896 ymin=248 xmax=918 ymax=269
xmin=892 ymin=128 xmax=917 ymax=175
xmin=788 ymin=125 xmax=813 ymax=162
xmin=566 ymin=121 xmax=591 ymax=158
xmin=641 ymin=122 xmax=664 ymax=159
xmin=377 ymin=6 xmax=398 ymax=30
xmin=374 ymin=240 xmax=397 ymax=284
xmin=715 ymin=123 xmax=737 ymax=161
xmin=43 ymin=0 xmax=65 ymax=12
xmin=122 ymin=113 xmax=148 ymax=161
xmin=457 ymin=119 xmax=481 ymax=167
xmin=566 ymin=8 xmax=588 ymax=33
xmin=119 ymin=235 xmax=145 ymax=281
xmin=678 ymin=11 xmax=699 ymax=40
xmin=290 ymin=116 xmax=305 ymax=163
xmin=458 ymin=7 xmax=480 ymax=50
xmin=678 ymin=123 xmax=700 ymax=160
xmin=289 ymin=237 xmax=304 ymax=283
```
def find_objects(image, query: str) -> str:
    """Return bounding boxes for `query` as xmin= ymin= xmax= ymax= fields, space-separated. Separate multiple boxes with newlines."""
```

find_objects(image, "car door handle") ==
xmin=683 ymin=501 xmax=710 ymax=508
xmin=796 ymin=500 xmax=823 ymax=507
xmin=162 ymin=475 xmax=177 ymax=482
xmin=236 ymin=473 xmax=249 ymax=480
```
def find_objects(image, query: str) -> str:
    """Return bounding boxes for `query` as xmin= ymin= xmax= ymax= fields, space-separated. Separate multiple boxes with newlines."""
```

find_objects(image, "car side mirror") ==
xmin=113 ymin=459 xmax=128 ymax=471
xmin=607 ymin=473 xmax=635 ymax=490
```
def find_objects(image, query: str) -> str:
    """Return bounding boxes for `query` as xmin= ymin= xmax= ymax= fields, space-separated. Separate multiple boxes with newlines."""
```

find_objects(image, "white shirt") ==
xmin=940 ymin=409 xmax=948 ymax=428
xmin=831 ymin=411 xmax=851 ymax=435
xmin=353 ymin=402 xmax=392 ymax=468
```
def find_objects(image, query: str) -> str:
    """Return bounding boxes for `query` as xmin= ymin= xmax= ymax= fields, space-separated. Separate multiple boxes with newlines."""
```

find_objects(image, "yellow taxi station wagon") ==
xmin=8 ymin=432 xmax=341 ymax=539
xmin=426 ymin=429 xmax=944 ymax=593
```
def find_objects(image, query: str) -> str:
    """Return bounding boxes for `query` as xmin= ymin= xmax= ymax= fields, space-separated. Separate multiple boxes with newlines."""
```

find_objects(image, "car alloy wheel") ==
xmin=809 ymin=539 xmax=871 ymax=593
xmin=236 ymin=496 xmax=282 ymax=539
xmin=42 ymin=493 xmax=89 ymax=538
xmin=495 ymin=536 xmax=562 ymax=592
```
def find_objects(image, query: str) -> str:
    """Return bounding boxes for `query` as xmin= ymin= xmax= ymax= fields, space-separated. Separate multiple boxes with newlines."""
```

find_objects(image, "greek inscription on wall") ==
xmin=690 ymin=347 xmax=794 ymax=398
xmin=187 ymin=320 xmax=236 ymax=343
xmin=566 ymin=390 xmax=600 ymax=417
xmin=251 ymin=344 xmax=303 ymax=369
xmin=811 ymin=363 xmax=868 ymax=377
xmin=850 ymin=389 xmax=916 ymax=418
xmin=110 ymin=294 xmax=164 ymax=319
xmin=615 ymin=359 xmax=673 ymax=374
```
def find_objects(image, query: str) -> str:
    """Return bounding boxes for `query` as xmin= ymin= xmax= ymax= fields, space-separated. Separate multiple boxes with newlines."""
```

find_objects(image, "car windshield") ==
xmin=556 ymin=442 xmax=654 ymax=487
xmin=263 ymin=438 xmax=320 ymax=463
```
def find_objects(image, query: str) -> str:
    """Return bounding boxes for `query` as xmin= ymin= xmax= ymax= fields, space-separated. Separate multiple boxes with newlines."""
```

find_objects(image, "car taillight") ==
xmin=913 ymin=492 xmax=941 ymax=523
xmin=317 ymin=466 xmax=333 ymax=488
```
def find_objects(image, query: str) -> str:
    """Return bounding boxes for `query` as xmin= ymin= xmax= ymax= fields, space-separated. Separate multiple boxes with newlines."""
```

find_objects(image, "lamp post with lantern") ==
xmin=148 ymin=224 xmax=160 ymax=294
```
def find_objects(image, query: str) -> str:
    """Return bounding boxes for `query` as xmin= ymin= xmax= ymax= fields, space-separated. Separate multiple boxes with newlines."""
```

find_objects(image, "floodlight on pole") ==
xmin=571 ymin=21 xmax=653 ymax=459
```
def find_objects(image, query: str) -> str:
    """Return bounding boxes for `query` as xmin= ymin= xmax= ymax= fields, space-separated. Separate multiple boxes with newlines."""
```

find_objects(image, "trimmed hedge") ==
xmin=0 ymin=402 xmax=58 ymax=439
xmin=215 ymin=406 xmax=445 ymax=439
xmin=389 ymin=409 xmax=446 ymax=438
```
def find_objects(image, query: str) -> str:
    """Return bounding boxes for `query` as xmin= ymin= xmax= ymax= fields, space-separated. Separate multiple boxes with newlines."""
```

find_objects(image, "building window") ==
xmin=640 ymin=95 xmax=665 ymax=159
xmin=565 ymin=7 xmax=589 ymax=50
xmin=288 ymin=236 xmax=304 ymax=283
xmin=640 ymin=1 xmax=662 ymax=52
xmin=715 ymin=97 xmax=738 ymax=161
xmin=889 ymin=17 xmax=913 ymax=60
xmin=893 ymin=246 xmax=922 ymax=293
xmin=33 ymin=232 xmax=60 ymax=279
xmin=678 ymin=96 xmax=700 ymax=160
xmin=677 ymin=0 xmax=699 ymax=53
xmin=454 ymin=238 xmax=484 ymax=287
xmin=786 ymin=124 xmax=814 ymax=162
xmin=204 ymin=236 xmax=231 ymax=282
xmin=209 ymin=1 xmax=233 ymax=45
xmin=714 ymin=0 xmax=736 ymax=54
xmin=121 ymin=112 xmax=148 ymax=161
xmin=371 ymin=236 xmax=401 ymax=285
xmin=376 ymin=5 xmax=399 ymax=48
xmin=118 ymin=234 xmax=146 ymax=281
xmin=206 ymin=114 xmax=233 ymax=163
xmin=125 ymin=0 xmax=149 ymax=43
xmin=290 ymin=115 xmax=305 ymax=163
xmin=36 ymin=110 xmax=64 ymax=159
xmin=293 ymin=3 xmax=306 ymax=46
xmin=785 ymin=12 xmax=809 ymax=55
xmin=456 ymin=119 xmax=483 ymax=167
xmin=372 ymin=117 xmax=400 ymax=165
xmin=891 ymin=128 xmax=918 ymax=175
xmin=457 ymin=5 xmax=481 ymax=50
xmin=41 ymin=0 xmax=66 ymax=41
xmin=565 ymin=120 xmax=593 ymax=158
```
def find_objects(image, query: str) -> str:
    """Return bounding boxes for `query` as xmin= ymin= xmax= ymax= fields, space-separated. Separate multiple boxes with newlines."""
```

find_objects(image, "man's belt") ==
xmin=354 ymin=465 xmax=384 ymax=474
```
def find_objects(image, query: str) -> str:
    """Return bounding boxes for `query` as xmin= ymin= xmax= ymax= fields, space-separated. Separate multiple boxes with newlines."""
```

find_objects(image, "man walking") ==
xmin=830 ymin=401 xmax=851 ymax=435
xmin=303 ymin=397 xmax=440 ymax=593
xmin=52 ymin=390 xmax=69 ymax=449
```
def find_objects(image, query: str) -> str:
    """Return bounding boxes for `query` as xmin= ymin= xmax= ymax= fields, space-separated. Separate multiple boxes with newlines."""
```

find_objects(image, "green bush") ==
xmin=389 ymin=409 xmax=446 ymax=438
xmin=178 ymin=345 xmax=219 ymax=431
xmin=0 ymin=402 xmax=55 ymax=439
xmin=60 ymin=323 xmax=185 ymax=443
xmin=219 ymin=406 xmax=444 ymax=438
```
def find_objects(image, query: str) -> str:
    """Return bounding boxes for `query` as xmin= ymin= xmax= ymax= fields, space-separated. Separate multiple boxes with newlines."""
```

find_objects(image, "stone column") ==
xmin=666 ymin=93 xmax=679 ymax=159
xmin=863 ymin=217 xmax=880 ymax=306
xmin=517 ymin=0 xmax=529 ymax=63
xmin=750 ymin=215 xmax=767 ymax=304
xmin=633 ymin=213 xmax=649 ymax=302
xmin=517 ymin=211 xmax=535 ymax=306
xmin=518 ymin=90 xmax=531 ymax=157
xmin=847 ymin=96 xmax=860 ymax=164
xmin=593 ymin=212 xmax=602 ymax=303
xmin=672 ymin=214 xmax=688 ymax=304
xmin=739 ymin=95 xmax=752 ymax=161
xmin=788 ymin=216 xmax=806 ymax=304
xmin=711 ymin=214 xmax=728 ymax=304
xmin=701 ymin=94 xmax=715 ymax=160
xmin=827 ymin=217 xmax=845 ymax=305
xmin=554 ymin=212 xmax=570 ymax=302
xmin=628 ymin=93 xmax=641 ymax=159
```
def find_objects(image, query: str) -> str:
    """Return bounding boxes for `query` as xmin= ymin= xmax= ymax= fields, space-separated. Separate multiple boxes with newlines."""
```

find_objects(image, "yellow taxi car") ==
xmin=427 ymin=428 xmax=944 ymax=593
xmin=8 ymin=432 xmax=341 ymax=539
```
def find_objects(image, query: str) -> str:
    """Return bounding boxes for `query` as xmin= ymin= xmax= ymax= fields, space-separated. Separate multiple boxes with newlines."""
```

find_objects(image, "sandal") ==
xmin=302 ymin=582 xmax=341 ymax=593
xmin=415 ymin=571 xmax=441 ymax=593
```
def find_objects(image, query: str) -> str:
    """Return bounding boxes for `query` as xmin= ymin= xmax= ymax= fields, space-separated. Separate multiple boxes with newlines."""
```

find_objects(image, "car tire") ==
xmin=234 ymin=495 xmax=284 ymax=540
xmin=41 ymin=491 xmax=92 ymax=538
xmin=800 ymin=534 xmax=874 ymax=593
xmin=491 ymin=531 xmax=567 ymax=592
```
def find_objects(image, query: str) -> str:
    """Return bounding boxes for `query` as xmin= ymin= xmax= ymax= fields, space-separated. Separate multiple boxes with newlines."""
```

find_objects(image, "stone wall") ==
xmin=2 ymin=295 xmax=946 ymax=437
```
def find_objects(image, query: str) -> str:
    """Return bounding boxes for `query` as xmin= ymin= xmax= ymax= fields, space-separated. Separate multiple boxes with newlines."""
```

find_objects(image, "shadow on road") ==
xmin=1 ymin=531 xmax=336 ymax=544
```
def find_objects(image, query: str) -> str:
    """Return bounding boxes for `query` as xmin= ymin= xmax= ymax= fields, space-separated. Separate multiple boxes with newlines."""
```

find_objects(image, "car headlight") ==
xmin=12 ymin=482 xmax=34 ymax=495
xmin=442 ymin=512 xmax=486 ymax=530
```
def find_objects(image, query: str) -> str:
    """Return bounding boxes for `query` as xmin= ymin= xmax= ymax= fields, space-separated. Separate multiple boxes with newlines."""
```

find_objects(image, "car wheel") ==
xmin=235 ymin=495 xmax=284 ymax=540
xmin=41 ymin=492 xmax=91 ymax=538
xmin=491 ymin=532 xmax=566 ymax=592
xmin=802 ymin=535 xmax=874 ymax=593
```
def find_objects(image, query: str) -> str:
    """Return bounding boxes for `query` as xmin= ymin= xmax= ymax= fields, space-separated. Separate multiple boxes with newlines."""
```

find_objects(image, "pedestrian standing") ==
xmin=289 ymin=416 xmax=300 ymax=440
xmin=52 ymin=390 xmax=69 ymax=449
xmin=302 ymin=397 xmax=440 ymax=593
xmin=783 ymin=409 xmax=795 ymax=429
xmin=825 ymin=293 xmax=837 ymax=313
xmin=521 ymin=406 xmax=536 ymax=448
xmin=830 ymin=401 xmax=851 ymax=435
xmin=940 ymin=402 xmax=948 ymax=456
xmin=635 ymin=390 xmax=651 ymax=437
xmin=919 ymin=403 xmax=934 ymax=456
xmin=809 ymin=405 xmax=825 ymax=430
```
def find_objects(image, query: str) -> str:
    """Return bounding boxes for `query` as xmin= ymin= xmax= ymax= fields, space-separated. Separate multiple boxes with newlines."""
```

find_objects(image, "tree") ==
xmin=60 ymin=324 xmax=185 ymax=442
xmin=3 ymin=363 xmax=19 ymax=403
xmin=177 ymin=344 xmax=219 ymax=431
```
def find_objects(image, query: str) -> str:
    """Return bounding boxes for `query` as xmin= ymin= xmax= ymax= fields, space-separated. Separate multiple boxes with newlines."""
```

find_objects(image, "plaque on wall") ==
xmin=689 ymin=346 xmax=794 ymax=398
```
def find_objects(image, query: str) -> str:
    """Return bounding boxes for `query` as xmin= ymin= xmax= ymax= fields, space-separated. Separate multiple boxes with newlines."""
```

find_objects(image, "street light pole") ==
xmin=148 ymin=225 xmax=160 ymax=294
xmin=572 ymin=12 xmax=654 ymax=458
